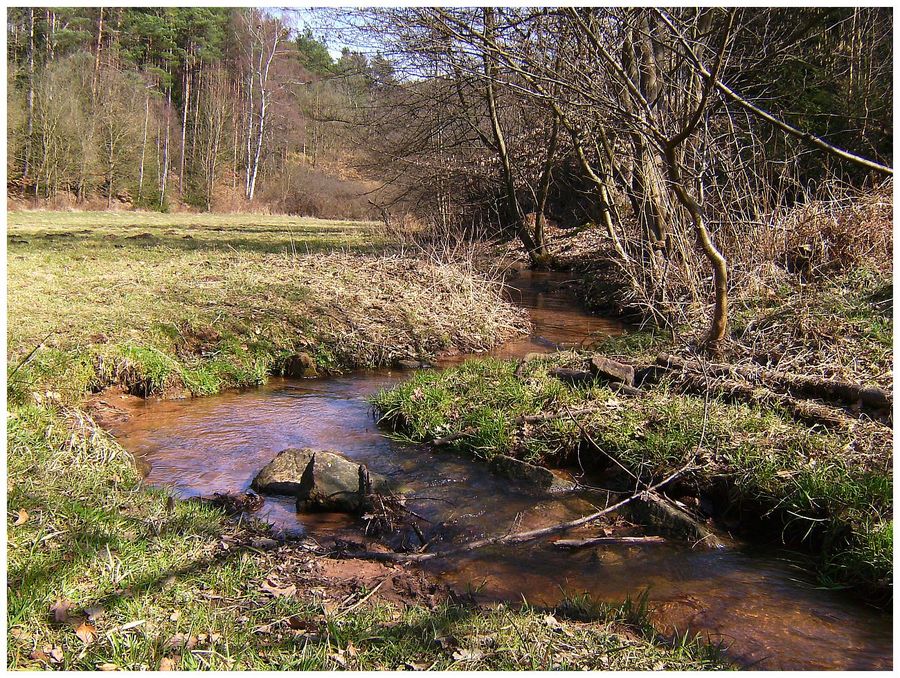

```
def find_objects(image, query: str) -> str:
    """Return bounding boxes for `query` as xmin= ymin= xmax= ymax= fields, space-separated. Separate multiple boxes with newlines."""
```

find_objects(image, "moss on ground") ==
xmin=7 ymin=211 xmax=728 ymax=669
xmin=373 ymin=353 xmax=892 ymax=596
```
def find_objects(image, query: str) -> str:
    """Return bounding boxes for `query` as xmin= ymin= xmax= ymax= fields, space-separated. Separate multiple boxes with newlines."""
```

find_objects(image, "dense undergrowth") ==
xmin=7 ymin=211 xmax=730 ymax=669
xmin=373 ymin=351 xmax=892 ymax=598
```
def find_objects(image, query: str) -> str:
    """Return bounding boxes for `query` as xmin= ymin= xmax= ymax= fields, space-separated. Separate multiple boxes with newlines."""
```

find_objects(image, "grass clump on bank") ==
xmin=373 ymin=354 xmax=892 ymax=596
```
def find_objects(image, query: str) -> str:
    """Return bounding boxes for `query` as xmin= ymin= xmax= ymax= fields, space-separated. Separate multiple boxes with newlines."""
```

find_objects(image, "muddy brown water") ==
xmin=110 ymin=270 xmax=891 ymax=670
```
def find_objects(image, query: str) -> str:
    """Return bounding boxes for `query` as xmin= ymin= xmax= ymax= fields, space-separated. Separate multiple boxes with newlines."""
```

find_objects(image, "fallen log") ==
xmin=669 ymin=370 xmax=855 ymax=429
xmin=657 ymin=352 xmax=892 ymax=411
xmin=553 ymin=535 xmax=665 ymax=548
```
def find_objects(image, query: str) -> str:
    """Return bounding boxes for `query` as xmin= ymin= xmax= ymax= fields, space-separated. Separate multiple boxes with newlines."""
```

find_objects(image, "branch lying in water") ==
xmin=336 ymin=465 xmax=691 ymax=563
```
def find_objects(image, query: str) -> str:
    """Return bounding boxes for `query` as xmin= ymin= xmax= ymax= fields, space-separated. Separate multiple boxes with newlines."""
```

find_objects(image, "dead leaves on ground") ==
xmin=49 ymin=599 xmax=107 ymax=641
xmin=50 ymin=598 xmax=75 ymax=624
xmin=75 ymin=620 xmax=98 ymax=644
xmin=29 ymin=645 xmax=65 ymax=666
xmin=260 ymin=578 xmax=297 ymax=599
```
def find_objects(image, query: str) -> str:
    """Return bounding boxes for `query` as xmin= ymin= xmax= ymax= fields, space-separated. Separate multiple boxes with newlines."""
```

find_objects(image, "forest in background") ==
xmin=6 ymin=8 xmax=394 ymax=218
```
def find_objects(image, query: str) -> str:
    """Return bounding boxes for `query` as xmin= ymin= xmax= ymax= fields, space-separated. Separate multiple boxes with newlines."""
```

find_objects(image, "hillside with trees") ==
xmin=6 ymin=8 xmax=388 ymax=217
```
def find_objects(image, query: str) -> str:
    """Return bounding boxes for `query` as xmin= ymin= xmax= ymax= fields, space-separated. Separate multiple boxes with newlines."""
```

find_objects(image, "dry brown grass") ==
xmin=287 ymin=251 xmax=528 ymax=367
xmin=766 ymin=181 xmax=892 ymax=278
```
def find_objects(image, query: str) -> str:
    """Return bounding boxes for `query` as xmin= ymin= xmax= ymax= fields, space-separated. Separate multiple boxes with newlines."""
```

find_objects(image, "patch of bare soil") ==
xmin=247 ymin=536 xmax=450 ymax=612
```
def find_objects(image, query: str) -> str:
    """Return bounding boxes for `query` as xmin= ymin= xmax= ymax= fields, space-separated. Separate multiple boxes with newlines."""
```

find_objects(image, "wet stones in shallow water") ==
xmin=489 ymin=454 xmax=576 ymax=494
xmin=251 ymin=448 xmax=387 ymax=514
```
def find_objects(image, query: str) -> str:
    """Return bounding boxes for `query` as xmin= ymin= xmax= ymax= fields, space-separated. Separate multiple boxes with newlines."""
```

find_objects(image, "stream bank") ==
xmin=106 ymin=270 xmax=892 ymax=670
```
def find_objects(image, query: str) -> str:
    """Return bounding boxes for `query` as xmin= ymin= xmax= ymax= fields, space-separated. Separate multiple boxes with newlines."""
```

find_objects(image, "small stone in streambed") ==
xmin=252 ymin=448 xmax=388 ymax=514
xmin=282 ymin=352 xmax=317 ymax=378
xmin=396 ymin=359 xmax=426 ymax=369
xmin=489 ymin=454 xmax=576 ymax=494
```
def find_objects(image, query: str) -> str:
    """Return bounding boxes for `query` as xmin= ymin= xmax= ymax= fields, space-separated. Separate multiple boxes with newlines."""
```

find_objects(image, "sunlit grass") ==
xmin=6 ymin=211 xmax=732 ymax=669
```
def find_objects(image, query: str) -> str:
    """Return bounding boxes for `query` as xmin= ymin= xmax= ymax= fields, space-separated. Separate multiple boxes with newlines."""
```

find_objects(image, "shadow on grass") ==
xmin=9 ymin=230 xmax=388 ymax=256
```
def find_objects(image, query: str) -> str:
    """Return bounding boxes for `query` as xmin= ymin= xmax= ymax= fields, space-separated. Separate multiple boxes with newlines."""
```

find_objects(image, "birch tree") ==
xmin=240 ymin=10 xmax=287 ymax=202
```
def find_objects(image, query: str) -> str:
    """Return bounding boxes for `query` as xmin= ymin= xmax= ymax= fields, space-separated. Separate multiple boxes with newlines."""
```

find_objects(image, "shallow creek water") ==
xmin=110 ymin=270 xmax=891 ymax=670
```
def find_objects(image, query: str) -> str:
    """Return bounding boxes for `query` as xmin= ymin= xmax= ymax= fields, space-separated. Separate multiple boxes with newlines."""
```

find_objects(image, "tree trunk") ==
xmin=23 ymin=8 xmax=34 ymax=180
xmin=179 ymin=61 xmax=191 ymax=196
xmin=138 ymin=92 xmax=149 ymax=201
xmin=567 ymin=125 xmax=629 ymax=262
xmin=92 ymin=8 xmax=103 ymax=99
xmin=482 ymin=8 xmax=538 ymax=261
xmin=160 ymin=89 xmax=171 ymax=209
xmin=663 ymin=143 xmax=728 ymax=346
xmin=532 ymin=114 xmax=560 ymax=257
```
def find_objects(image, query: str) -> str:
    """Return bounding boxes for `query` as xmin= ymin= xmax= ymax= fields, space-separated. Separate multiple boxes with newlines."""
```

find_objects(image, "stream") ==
xmin=109 ymin=270 xmax=891 ymax=670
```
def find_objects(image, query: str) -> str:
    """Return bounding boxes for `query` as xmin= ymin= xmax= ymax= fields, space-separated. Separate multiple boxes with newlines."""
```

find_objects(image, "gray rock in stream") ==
xmin=251 ymin=448 xmax=387 ymax=514
xmin=490 ymin=454 xmax=576 ymax=494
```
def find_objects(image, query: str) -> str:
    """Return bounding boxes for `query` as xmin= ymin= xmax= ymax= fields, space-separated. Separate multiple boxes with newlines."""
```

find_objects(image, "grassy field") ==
xmin=7 ymin=210 xmax=729 ymax=670
xmin=8 ymin=210 xmax=525 ymax=401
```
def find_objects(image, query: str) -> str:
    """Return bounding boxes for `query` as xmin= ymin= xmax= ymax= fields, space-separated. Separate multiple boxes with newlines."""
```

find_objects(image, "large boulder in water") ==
xmin=251 ymin=448 xmax=386 ymax=513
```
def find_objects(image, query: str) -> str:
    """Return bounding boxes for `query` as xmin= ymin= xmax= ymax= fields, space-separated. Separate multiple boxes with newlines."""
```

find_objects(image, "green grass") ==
xmin=8 ymin=210 xmax=728 ymax=669
xmin=372 ymin=354 xmax=893 ymax=596
xmin=8 ymin=210 xmax=526 ymax=400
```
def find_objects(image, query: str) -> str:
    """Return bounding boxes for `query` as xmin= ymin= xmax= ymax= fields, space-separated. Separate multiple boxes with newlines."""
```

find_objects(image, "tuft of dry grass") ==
xmin=770 ymin=180 xmax=892 ymax=278
xmin=730 ymin=266 xmax=892 ymax=388
xmin=279 ymin=251 xmax=528 ymax=368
